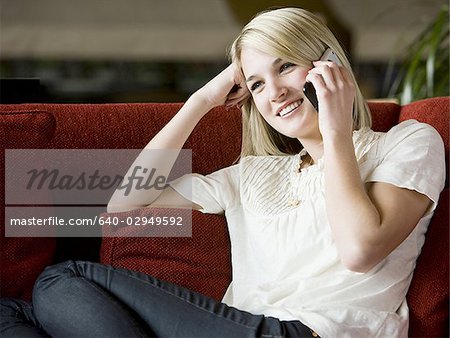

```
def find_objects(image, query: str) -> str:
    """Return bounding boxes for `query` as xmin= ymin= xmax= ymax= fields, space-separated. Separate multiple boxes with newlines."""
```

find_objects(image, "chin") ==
xmin=272 ymin=126 xmax=303 ymax=140
xmin=278 ymin=117 xmax=315 ymax=138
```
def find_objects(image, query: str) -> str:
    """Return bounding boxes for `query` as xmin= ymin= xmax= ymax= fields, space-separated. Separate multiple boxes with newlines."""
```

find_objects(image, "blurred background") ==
xmin=0 ymin=0 xmax=448 ymax=104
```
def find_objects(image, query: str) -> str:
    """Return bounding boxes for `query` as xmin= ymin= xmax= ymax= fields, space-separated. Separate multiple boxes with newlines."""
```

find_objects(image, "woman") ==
xmin=1 ymin=7 xmax=445 ymax=338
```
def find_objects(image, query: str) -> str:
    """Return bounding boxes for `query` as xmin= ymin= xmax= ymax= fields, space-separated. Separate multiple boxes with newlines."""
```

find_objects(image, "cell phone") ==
xmin=303 ymin=48 xmax=341 ymax=112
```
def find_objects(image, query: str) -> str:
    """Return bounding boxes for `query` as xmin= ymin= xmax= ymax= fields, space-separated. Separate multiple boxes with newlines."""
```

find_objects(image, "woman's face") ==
xmin=240 ymin=47 xmax=320 ymax=140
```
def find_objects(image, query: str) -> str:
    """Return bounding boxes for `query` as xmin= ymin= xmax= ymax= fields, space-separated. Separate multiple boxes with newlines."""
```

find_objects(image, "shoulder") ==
xmin=201 ymin=163 xmax=240 ymax=186
xmin=384 ymin=119 xmax=443 ymax=148
xmin=373 ymin=119 xmax=445 ymax=166
xmin=185 ymin=164 xmax=240 ymax=193
xmin=378 ymin=120 xmax=445 ymax=170
xmin=360 ymin=120 xmax=446 ymax=213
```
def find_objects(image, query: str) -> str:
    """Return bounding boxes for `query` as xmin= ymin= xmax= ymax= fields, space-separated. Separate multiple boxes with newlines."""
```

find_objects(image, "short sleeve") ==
xmin=366 ymin=120 xmax=446 ymax=211
xmin=169 ymin=164 xmax=240 ymax=214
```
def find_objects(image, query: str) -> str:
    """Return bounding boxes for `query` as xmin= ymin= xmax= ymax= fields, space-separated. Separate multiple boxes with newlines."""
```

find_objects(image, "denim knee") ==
xmin=33 ymin=260 xmax=78 ymax=297
xmin=32 ymin=260 xmax=79 ymax=327
xmin=31 ymin=260 xmax=152 ymax=337
xmin=0 ymin=298 xmax=27 ymax=323
xmin=0 ymin=298 xmax=49 ymax=337
xmin=1 ymin=297 xmax=18 ymax=311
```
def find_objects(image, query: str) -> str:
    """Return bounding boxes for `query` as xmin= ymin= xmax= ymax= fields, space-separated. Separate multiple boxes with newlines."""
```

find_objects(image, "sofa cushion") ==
xmin=0 ymin=110 xmax=57 ymax=300
xmin=407 ymin=189 xmax=449 ymax=337
xmin=367 ymin=101 xmax=400 ymax=132
xmin=100 ymin=207 xmax=231 ymax=301
xmin=399 ymin=97 xmax=449 ymax=188
xmin=0 ymin=104 xmax=242 ymax=176
xmin=399 ymin=97 xmax=449 ymax=152
xmin=398 ymin=98 xmax=449 ymax=337
xmin=0 ymin=237 xmax=57 ymax=300
xmin=0 ymin=109 xmax=56 ymax=147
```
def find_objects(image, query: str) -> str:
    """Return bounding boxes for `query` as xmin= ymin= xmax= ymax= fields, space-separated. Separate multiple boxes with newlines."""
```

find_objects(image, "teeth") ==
xmin=279 ymin=100 xmax=302 ymax=117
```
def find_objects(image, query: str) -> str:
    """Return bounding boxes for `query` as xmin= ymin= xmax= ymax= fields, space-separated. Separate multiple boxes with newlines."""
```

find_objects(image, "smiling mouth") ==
xmin=278 ymin=99 xmax=304 ymax=117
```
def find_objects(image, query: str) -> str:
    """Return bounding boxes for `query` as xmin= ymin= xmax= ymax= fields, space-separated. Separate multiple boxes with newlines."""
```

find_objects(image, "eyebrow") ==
xmin=245 ymin=57 xmax=283 ymax=83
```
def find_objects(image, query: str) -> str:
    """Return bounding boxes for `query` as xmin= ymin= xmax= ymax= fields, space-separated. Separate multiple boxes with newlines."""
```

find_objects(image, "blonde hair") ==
xmin=228 ymin=7 xmax=372 ymax=157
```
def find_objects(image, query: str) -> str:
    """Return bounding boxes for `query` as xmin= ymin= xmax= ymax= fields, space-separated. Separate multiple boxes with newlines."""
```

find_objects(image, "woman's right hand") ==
xmin=195 ymin=64 xmax=250 ymax=111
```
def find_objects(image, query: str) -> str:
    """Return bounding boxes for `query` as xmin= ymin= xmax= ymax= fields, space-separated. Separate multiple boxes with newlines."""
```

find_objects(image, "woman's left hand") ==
xmin=305 ymin=61 xmax=355 ymax=139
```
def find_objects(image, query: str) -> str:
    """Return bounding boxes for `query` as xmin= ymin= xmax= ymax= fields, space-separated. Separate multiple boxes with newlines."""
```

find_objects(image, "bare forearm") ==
xmin=107 ymin=94 xmax=212 ymax=212
xmin=146 ymin=93 xmax=212 ymax=150
xmin=107 ymin=64 xmax=249 ymax=213
xmin=323 ymin=133 xmax=381 ymax=271
xmin=309 ymin=59 xmax=428 ymax=273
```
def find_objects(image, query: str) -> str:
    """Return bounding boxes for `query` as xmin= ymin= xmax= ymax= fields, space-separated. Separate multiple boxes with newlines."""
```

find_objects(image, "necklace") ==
xmin=288 ymin=151 xmax=314 ymax=207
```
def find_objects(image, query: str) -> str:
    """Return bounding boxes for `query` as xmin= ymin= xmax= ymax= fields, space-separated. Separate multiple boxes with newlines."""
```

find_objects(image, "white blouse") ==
xmin=170 ymin=120 xmax=446 ymax=338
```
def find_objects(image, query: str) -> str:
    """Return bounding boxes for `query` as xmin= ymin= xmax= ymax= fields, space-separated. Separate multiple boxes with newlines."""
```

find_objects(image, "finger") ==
xmin=327 ymin=64 xmax=352 ymax=90
xmin=225 ymin=95 xmax=243 ymax=106
xmin=226 ymin=95 xmax=248 ymax=108
xmin=312 ymin=60 xmax=338 ymax=67
xmin=313 ymin=60 xmax=342 ymax=81
xmin=237 ymin=99 xmax=248 ymax=109
xmin=311 ymin=62 xmax=348 ymax=91
xmin=228 ymin=86 xmax=250 ymax=103
xmin=340 ymin=66 xmax=354 ymax=85
xmin=305 ymin=72 xmax=326 ymax=91
xmin=227 ymin=95 xmax=247 ymax=108
xmin=227 ymin=88 xmax=251 ymax=106
xmin=309 ymin=65 xmax=335 ymax=87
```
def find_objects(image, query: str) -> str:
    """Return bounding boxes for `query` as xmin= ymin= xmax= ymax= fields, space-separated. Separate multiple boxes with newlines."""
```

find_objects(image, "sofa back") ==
xmin=1 ymin=97 xmax=448 ymax=337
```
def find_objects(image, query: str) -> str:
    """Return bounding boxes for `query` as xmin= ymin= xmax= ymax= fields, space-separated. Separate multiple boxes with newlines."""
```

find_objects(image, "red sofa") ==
xmin=1 ymin=97 xmax=448 ymax=337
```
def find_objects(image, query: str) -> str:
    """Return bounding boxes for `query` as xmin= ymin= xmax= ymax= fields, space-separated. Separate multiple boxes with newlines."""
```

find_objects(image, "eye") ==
xmin=250 ymin=81 xmax=263 ymax=92
xmin=280 ymin=62 xmax=294 ymax=73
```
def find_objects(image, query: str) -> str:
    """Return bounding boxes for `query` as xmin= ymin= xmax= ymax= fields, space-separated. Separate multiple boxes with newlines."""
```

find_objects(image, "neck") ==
xmin=298 ymin=135 xmax=324 ymax=163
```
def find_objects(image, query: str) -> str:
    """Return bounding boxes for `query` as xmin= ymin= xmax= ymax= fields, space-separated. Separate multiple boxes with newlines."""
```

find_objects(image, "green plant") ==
xmin=384 ymin=5 xmax=449 ymax=104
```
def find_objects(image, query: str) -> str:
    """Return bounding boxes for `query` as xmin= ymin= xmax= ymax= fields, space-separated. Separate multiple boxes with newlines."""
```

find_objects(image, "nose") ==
xmin=268 ymin=81 xmax=287 ymax=102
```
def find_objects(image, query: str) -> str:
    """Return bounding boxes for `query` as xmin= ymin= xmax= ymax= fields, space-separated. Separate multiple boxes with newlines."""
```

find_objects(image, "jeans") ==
xmin=1 ymin=260 xmax=317 ymax=338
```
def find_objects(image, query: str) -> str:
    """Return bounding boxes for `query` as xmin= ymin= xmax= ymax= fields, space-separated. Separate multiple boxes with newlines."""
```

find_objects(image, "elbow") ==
xmin=339 ymin=243 xmax=381 ymax=273
xmin=106 ymin=202 xmax=142 ymax=213
xmin=106 ymin=203 xmax=120 ymax=214
xmin=341 ymin=257 xmax=372 ymax=274
xmin=107 ymin=194 xmax=144 ymax=213
xmin=336 ymin=216 xmax=384 ymax=273
xmin=106 ymin=203 xmax=122 ymax=214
